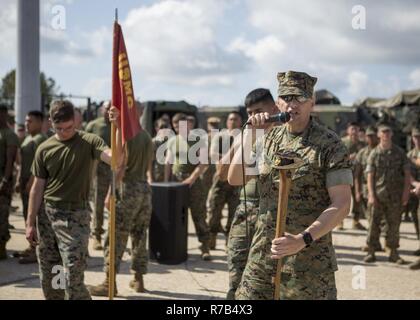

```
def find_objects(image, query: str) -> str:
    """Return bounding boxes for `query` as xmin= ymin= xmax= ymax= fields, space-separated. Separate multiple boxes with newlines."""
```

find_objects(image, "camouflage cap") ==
xmin=412 ymin=127 xmax=420 ymax=136
xmin=378 ymin=123 xmax=392 ymax=132
xmin=365 ymin=126 xmax=377 ymax=135
xmin=277 ymin=70 xmax=318 ymax=98
xmin=207 ymin=116 xmax=221 ymax=124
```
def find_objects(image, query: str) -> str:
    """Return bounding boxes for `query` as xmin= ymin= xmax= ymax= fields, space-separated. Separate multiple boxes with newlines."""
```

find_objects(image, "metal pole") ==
xmin=15 ymin=0 xmax=41 ymax=128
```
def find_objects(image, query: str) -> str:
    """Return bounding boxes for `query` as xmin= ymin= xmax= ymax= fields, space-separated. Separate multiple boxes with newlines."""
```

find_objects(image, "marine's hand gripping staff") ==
xmin=271 ymin=150 xmax=304 ymax=300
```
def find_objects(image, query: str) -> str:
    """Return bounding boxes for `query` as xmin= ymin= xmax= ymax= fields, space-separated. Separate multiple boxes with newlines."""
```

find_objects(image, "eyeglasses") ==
xmin=281 ymin=95 xmax=309 ymax=103
xmin=53 ymin=122 xmax=75 ymax=133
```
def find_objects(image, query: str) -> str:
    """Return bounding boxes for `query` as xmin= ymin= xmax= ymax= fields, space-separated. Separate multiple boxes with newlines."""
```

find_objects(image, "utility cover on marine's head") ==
xmin=277 ymin=71 xmax=318 ymax=99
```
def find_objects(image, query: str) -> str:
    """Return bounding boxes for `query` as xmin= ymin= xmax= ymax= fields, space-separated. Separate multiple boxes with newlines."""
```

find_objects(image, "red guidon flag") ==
xmin=112 ymin=21 xmax=141 ymax=144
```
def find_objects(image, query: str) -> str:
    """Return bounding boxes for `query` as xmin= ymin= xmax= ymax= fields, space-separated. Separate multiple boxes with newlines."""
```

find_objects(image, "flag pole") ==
xmin=108 ymin=7 xmax=118 ymax=301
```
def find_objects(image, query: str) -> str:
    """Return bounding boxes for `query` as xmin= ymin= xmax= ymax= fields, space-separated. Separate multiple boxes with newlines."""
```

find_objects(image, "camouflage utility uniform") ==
xmin=342 ymin=136 xmax=366 ymax=224
xmin=208 ymin=131 xmax=240 ymax=238
xmin=19 ymin=133 xmax=47 ymax=221
xmin=85 ymin=117 xmax=111 ymax=239
xmin=227 ymin=178 xmax=259 ymax=300
xmin=407 ymin=146 xmax=420 ymax=239
xmin=366 ymin=145 xmax=410 ymax=253
xmin=236 ymin=117 xmax=352 ymax=300
xmin=102 ymin=130 xmax=153 ymax=277
xmin=354 ymin=145 xmax=375 ymax=222
xmin=152 ymin=135 xmax=167 ymax=182
xmin=168 ymin=134 xmax=211 ymax=250
xmin=0 ymin=127 xmax=19 ymax=251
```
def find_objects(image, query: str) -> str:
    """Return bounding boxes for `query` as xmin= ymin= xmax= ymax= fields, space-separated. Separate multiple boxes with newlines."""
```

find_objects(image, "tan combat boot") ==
xmin=364 ymin=250 xmax=376 ymax=263
xmin=361 ymin=244 xmax=383 ymax=252
xmin=92 ymin=236 xmax=103 ymax=251
xmin=199 ymin=242 xmax=211 ymax=261
xmin=388 ymin=250 xmax=404 ymax=265
xmin=209 ymin=233 xmax=217 ymax=250
xmin=87 ymin=274 xmax=118 ymax=297
xmin=0 ymin=242 xmax=7 ymax=260
xmin=129 ymin=273 xmax=145 ymax=293
xmin=18 ymin=246 xmax=37 ymax=264
xmin=13 ymin=245 xmax=34 ymax=258
xmin=409 ymin=258 xmax=420 ymax=270
xmin=352 ymin=220 xmax=367 ymax=231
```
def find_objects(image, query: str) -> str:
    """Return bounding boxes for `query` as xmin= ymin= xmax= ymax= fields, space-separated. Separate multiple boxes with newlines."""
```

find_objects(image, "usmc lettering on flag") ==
xmin=118 ymin=53 xmax=134 ymax=110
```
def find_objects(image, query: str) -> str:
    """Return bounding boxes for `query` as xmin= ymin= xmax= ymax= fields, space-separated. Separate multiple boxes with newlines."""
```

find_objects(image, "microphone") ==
xmin=245 ymin=112 xmax=291 ymax=125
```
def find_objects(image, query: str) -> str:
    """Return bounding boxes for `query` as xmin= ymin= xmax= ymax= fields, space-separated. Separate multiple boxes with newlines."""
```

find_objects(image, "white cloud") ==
xmin=0 ymin=0 xmax=17 ymax=62
xmin=229 ymin=35 xmax=285 ymax=68
xmin=346 ymin=71 xmax=401 ymax=100
xmin=122 ymin=0 xmax=249 ymax=87
xmin=0 ymin=0 xmax=105 ymax=67
xmin=2 ymin=0 xmax=418 ymax=106
xmin=246 ymin=0 xmax=420 ymax=65
xmin=348 ymin=71 xmax=368 ymax=96
xmin=409 ymin=69 xmax=420 ymax=88
xmin=40 ymin=25 xmax=110 ymax=64
xmin=82 ymin=77 xmax=111 ymax=99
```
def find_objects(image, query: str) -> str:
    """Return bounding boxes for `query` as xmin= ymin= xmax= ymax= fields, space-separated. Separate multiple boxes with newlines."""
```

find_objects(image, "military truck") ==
xmin=196 ymin=105 xmax=247 ymax=130
xmin=140 ymin=100 xmax=198 ymax=136
xmin=313 ymin=89 xmax=376 ymax=137
xmin=353 ymin=89 xmax=420 ymax=150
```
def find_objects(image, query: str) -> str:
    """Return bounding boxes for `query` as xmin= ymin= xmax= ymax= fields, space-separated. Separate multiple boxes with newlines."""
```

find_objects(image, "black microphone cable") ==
xmin=240 ymin=123 xmax=251 ymax=252
xmin=239 ymin=112 xmax=291 ymax=253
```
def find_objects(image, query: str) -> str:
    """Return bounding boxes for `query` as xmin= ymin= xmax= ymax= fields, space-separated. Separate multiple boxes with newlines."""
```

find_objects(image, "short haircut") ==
xmin=49 ymin=100 xmax=75 ymax=124
xmin=27 ymin=110 xmax=44 ymax=121
xmin=172 ymin=113 xmax=187 ymax=124
xmin=154 ymin=118 xmax=169 ymax=130
xmin=228 ymin=111 xmax=243 ymax=120
xmin=136 ymin=101 xmax=144 ymax=112
xmin=347 ymin=121 xmax=360 ymax=128
xmin=244 ymin=88 xmax=274 ymax=108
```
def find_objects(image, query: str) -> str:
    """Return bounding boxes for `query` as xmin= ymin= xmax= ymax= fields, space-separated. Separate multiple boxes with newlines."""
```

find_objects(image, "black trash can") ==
xmin=149 ymin=182 xmax=189 ymax=264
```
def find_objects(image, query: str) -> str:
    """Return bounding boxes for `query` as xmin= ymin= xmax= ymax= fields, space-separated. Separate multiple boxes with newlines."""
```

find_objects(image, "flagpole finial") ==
xmin=115 ymin=8 xmax=118 ymax=22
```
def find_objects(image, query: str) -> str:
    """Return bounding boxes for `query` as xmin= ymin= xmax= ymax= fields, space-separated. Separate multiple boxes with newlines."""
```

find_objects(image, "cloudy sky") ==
xmin=1 ymin=0 xmax=420 ymax=106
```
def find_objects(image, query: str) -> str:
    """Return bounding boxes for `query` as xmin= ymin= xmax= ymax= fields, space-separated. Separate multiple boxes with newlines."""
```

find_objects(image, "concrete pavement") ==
xmin=1 ymin=194 xmax=420 ymax=300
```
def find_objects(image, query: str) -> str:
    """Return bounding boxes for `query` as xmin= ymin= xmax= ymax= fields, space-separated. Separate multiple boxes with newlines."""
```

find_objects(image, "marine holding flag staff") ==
xmin=89 ymin=102 xmax=154 ymax=297
xmin=25 ymin=100 xmax=124 ymax=300
xmin=228 ymin=71 xmax=353 ymax=300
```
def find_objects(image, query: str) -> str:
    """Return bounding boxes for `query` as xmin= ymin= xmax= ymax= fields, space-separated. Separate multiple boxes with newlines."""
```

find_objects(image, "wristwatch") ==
xmin=301 ymin=231 xmax=314 ymax=248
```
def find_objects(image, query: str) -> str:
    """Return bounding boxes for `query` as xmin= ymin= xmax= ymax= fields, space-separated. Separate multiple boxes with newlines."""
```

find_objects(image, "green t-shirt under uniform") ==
xmin=32 ymin=131 xmax=108 ymax=206
xmin=0 ymin=127 xmax=19 ymax=179
xmin=167 ymin=135 xmax=198 ymax=175
xmin=124 ymin=130 xmax=153 ymax=183
xmin=85 ymin=117 xmax=111 ymax=147
xmin=20 ymin=133 xmax=47 ymax=180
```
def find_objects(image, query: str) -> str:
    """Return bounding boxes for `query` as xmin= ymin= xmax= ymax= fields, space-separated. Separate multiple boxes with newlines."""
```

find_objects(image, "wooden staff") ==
xmin=273 ymin=169 xmax=292 ymax=300
xmin=108 ymin=122 xmax=117 ymax=300
xmin=108 ymin=7 xmax=118 ymax=301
